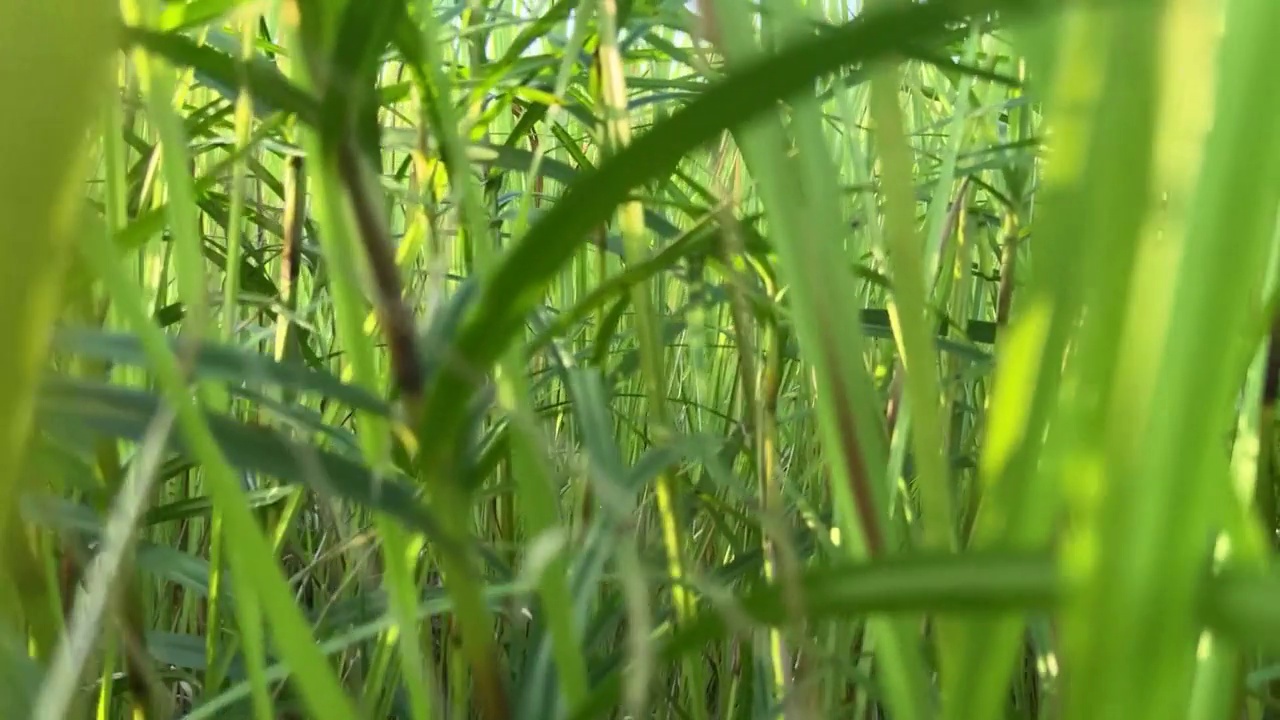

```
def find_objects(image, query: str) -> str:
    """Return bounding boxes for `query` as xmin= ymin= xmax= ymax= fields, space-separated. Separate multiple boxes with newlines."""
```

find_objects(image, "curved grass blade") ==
xmin=51 ymin=327 xmax=388 ymax=415
xmin=567 ymin=551 xmax=1060 ymax=720
xmin=35 ymin=376 xmax=510 ymax=578
xmin=120 ymin=25 xmax=320 ymax=123
xmin=417 ymin=0 xmax=1024 ymax=484
xmin=184 ymin=581 xmax=529 ymax=720
xmin=0 ymin=0 xmax=117 ymax=683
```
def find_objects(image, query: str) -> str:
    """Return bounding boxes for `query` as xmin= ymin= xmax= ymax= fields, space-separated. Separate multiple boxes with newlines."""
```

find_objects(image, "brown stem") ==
xmin=336 ymin=138 xmax=425 ymax=414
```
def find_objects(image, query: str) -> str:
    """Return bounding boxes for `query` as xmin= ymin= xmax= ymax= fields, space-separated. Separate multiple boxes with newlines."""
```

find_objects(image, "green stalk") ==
xmin=706 ymin=2 xmax=934 ymax=719
xmin=1067 ymin=0 xmax=1280 ymax=715
xmin=79 ymin=198 xmax=361 ymax=720
xmin=205 ymin=11 xmax=260 ymax=697
xmin=595 ymin=2 xmax=708 ymax=718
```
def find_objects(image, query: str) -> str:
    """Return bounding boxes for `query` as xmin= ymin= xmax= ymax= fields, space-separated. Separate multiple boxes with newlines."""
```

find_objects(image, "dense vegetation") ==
xmin=3 ymin=0 xmax=1280 ymax=718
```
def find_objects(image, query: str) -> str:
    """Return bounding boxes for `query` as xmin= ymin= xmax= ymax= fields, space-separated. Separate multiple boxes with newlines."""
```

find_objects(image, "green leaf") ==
xmin=50 ymin=327 xmax=388 ymax=415
xmin=158 ymin=0 xmax=253 ymax=32
xmin=415 ymin=0 xmax=1024 ymax=474
xmin=120 ymin=25 xmax=320 ymax=122
xmin=568 ymin=551 xmax=1059 ymax=720
xmin=35 ymin=376 xmax=511 ymax=579
xmin=318 ymin=0 xmax=404 ymax=160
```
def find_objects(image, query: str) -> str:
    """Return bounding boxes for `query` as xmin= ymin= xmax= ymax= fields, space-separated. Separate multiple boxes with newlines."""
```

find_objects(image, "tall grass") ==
xmin=4 ymin=0 xmax=1280 ymax=718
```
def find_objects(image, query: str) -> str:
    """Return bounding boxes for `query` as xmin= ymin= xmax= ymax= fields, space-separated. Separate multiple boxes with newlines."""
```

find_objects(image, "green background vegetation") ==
xmin=3 ymin=0 xmax=1280 ymax=718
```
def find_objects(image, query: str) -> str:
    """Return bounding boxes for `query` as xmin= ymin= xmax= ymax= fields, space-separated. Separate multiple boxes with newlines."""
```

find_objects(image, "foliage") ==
xmin=3 ymin=0 xmax=1280 ymax=719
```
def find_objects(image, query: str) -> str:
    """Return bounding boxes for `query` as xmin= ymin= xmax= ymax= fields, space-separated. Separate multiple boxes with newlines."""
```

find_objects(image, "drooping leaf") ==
xmin=50 ymin=327 xmax=388 ymax=415
xmin=120 ymin=25 xmax=320 ymax=122
xmin=35 ymin=376 xmax=511 ymax=579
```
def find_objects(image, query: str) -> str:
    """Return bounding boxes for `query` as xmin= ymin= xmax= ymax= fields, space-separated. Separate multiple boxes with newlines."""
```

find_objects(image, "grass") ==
xmin=4 ymin=0 xmax=1280 ymax=718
